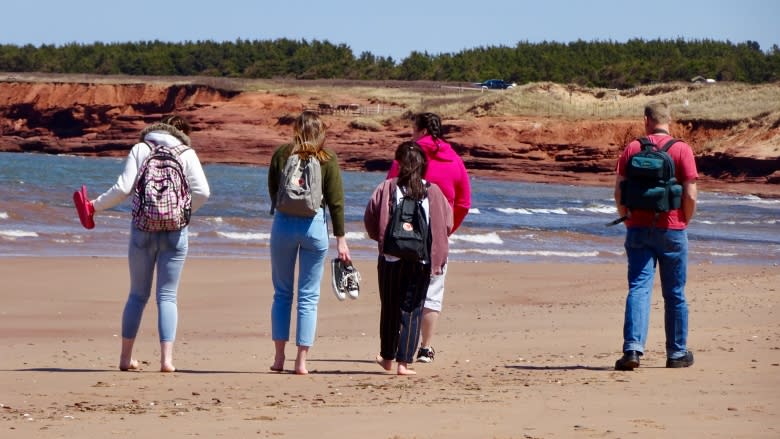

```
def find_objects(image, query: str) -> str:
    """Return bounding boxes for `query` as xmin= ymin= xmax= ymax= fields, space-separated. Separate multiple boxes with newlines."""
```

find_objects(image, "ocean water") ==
xmin=1 ymin=152 xmax=778 ymax=265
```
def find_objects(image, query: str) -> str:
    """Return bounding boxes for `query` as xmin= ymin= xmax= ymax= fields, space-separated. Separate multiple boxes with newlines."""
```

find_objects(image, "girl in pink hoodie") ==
xmin=386 ymin=112 xmax=472 ymax=363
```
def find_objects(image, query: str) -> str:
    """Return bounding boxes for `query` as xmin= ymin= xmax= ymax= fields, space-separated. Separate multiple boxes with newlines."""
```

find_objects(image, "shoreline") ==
xmin=6 ymin=149 xmax=780 ymax=198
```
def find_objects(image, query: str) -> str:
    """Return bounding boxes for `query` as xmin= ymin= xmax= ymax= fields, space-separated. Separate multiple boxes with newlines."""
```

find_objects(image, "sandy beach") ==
xmin=1 ymin=257 xmax=778 ymax=438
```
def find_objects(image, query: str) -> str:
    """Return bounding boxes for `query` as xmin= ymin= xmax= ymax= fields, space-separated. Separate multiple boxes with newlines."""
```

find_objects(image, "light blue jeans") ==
xmin=622 ymin=227 xmax=689 ymax=360
xmin=122 ymin=226 xmax=188 ymax=342
xmin=270 ymin=209 xmax=329 ymax=347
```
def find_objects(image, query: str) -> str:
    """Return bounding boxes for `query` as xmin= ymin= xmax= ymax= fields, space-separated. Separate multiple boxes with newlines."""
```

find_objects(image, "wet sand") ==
xmin=1 ymin=257 xmax=778 ymax=438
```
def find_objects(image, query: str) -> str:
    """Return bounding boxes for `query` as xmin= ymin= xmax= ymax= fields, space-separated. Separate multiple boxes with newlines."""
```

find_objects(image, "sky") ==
xmin=2 ymin=0 xmax=778 ymax=61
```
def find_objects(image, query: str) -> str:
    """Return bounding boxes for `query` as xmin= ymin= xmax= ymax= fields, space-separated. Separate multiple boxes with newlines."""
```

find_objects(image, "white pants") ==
xmin=424 ymin=263 xmax=447 ymax=312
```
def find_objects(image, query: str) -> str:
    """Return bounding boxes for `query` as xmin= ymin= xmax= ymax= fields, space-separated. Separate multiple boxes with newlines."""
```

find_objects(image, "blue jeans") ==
xmin=622 ymin=227 xmax=689 ymax=359
xmin=123 ymin=226 xmax=188 ymax=342
xmin=270 ymin=209 xmax=329 ymax=347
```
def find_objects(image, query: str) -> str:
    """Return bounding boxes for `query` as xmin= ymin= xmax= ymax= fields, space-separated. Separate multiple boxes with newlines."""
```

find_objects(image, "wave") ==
xmin=449 ymin=232 xmax=504 ymax=245
xmin=216 ymin=231 xmax=270 ymax=241
xmin=496 ymin=207 xmax=568 ymax=215
xmin=469 ymin=208 xmax=481 ymax=214
xmin=0 ymin=229 xmax=39 ymax=238
xmin=736 ymin=194 xmax=780 ymax=204
xmin=0 ymin=212 xmax=8 ymax=219
xmin=697 ymin=219 xmax=777 ymax=225
xmin=568 ymin=205 xmax=617 ymax=215
xmin=498 ymin=205 xmax=616 ymax=216
xmin=707 ymin=251 xmax=739 ymax=257
xmin=344 ymin=231 xmax=366 ymax=240
xmin=53 ymin=238 xmax=84 ymax=244
xmin=700 ymin=194 xmax=780 ymax=205
xmin=449 ymin=248 xmax=600 ymax=258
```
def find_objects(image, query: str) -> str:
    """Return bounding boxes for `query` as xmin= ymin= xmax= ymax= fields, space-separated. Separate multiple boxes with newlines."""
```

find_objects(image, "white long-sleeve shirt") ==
xmin=92 ymin=131 xmax=210 ymax=213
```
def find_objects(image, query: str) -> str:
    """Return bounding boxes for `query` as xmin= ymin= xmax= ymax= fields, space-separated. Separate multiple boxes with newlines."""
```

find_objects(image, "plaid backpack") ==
xmin=132 ymin=142 xmax=192 ymax=231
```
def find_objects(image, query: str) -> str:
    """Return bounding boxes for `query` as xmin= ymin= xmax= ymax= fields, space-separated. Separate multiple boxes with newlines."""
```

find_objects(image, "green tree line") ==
xmin=1 ymin=38 xmax=778 ymax=88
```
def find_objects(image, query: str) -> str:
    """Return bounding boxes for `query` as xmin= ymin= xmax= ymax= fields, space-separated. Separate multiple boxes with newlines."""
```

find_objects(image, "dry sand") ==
xmin=1 ymin=257 xmax=778 ymax=438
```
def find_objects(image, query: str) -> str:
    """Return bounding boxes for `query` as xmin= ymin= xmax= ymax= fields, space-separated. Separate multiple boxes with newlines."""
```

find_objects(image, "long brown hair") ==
xmin=160 ymin=114 xmax=192 ymax=135
xmin=292 ymin=111 xmax=331 ymax=162
xmin=394 ymin=141 xmax=428 ymax=200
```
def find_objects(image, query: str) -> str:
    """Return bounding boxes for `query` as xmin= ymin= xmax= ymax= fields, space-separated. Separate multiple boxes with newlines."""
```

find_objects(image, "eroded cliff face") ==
xmin=1 ymin=81 xmax=778 ymax=195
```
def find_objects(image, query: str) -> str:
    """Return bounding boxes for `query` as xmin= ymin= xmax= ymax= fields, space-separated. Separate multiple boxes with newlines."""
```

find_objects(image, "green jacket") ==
xmin=268 ymin=143 xmax=346 ymax=237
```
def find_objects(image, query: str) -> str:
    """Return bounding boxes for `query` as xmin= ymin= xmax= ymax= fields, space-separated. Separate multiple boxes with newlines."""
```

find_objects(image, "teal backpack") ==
xmin=620 ymin=137 xmax=683 ymax=213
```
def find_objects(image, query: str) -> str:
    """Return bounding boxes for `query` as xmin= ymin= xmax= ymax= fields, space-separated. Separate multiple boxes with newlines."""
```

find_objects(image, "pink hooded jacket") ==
xmin=387 ymin=135 xmax=471 ymax=232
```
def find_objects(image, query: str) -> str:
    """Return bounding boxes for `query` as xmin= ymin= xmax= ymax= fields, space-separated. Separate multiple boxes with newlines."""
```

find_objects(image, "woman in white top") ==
xmin=90 ymin=115 xmax=210 ymax=372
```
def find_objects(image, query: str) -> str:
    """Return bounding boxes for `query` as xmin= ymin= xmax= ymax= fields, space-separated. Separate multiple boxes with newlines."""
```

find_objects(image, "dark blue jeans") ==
xmin=623 ymin=227 xmax=689 ymax=360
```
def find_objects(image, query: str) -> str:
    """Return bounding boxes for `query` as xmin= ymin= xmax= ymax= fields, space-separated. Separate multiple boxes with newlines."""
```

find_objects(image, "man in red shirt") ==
xmin=613 ymin=100 xmax=698 ymax=371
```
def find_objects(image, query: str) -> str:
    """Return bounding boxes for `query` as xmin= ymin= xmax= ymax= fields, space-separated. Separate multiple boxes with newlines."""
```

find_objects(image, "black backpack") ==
xmin=620 ymin=137 xmax=683 ymax=213
xmin=383 ymin=184 xmax=431 ymax=263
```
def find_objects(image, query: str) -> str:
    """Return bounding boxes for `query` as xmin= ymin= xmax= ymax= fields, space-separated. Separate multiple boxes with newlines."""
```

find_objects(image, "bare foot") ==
xmin=294 ymin=359 xmax=308 ymax=375
xmin=270 ymin=356 xmax=285 ymax=372
xmin=160 ymin=363 xmax=176 ymax=373
xmin=397 ymin=362 xmax=417 ymax=375
xmin=375 ymin=354 xmax=392 ymax=371
xmin=119 ymin=359 xmax=140 ymax=371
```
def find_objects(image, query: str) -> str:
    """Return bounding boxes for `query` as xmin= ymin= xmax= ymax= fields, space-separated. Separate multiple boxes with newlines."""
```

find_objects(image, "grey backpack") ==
xmin=273 ymin=154 xmax=323 ymax=217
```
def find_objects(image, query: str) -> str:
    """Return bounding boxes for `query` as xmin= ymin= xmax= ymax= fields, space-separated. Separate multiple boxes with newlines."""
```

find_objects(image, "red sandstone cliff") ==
xmin=1 ymin=78 xmax=778 ymax=197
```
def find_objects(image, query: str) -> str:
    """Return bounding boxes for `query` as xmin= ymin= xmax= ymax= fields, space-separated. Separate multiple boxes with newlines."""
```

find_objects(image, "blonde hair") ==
xmin=644 ymin=100 xmax=671 ymax=124
xmin=292 ymin=111 xmax=331 ymax=162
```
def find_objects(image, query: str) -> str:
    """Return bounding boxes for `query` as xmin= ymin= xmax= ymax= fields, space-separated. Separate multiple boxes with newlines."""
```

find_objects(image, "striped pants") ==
xmin=377 ymin=256 xmax=432 ymax=364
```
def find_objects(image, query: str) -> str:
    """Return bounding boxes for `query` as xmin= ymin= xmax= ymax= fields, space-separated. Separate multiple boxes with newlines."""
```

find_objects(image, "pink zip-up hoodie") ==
xmin=387 ymin=135 xmax=471 ymax=232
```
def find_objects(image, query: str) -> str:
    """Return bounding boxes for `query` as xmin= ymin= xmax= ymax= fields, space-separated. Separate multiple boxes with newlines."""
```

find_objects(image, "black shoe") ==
xmin=615 ymin=350 xmax=641 ymax=371
xmin=666 ymin=351 xmax=694 ymax=368
xmin=331 ymin=258 xmax=361 ymax=301
xmin=330 ymin=258 xmax=347 ymax=301
xmin=416 ymin=346 xmax=435 ymax=363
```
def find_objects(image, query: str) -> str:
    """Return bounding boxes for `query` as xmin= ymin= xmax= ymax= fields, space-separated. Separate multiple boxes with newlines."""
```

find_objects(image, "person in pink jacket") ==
xmin=386 ymin=112 xmax=472 ymax=363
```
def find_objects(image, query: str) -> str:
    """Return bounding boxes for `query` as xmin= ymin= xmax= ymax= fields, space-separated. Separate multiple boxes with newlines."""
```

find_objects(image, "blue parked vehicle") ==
xmin=475 ymin=79 xmax=516 ymax=90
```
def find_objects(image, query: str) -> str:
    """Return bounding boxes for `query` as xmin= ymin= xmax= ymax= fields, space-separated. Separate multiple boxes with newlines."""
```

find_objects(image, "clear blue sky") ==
xmin=3 ymin=0 xmax=778 ymax=61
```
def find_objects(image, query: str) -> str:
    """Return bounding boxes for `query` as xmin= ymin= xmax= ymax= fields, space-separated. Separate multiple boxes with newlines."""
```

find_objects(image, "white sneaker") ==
xmin=343 ymin=263 xmax=361 ymax=300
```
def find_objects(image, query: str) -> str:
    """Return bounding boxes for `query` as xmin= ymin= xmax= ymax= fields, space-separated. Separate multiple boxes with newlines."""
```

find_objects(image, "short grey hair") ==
xmin=644 ymin=100 xmax=671 ymax=124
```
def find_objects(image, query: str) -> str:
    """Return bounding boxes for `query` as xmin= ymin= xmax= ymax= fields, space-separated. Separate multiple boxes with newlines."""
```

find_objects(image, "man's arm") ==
xmin=614 ymin=175 xmax=628 ymax=218
xmin=682 ymin=180 xmax=697 ymax=223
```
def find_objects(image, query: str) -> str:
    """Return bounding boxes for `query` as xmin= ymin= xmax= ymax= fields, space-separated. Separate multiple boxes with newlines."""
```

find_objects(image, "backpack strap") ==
xmin=659 ymin=138 xmax=679 ymax=153
xmin=638 ymin=136 xmax=679 ymax=153
xmin=638 ymin=137 xmax=656 ymax=151
xmin=144 ymin=140 xmax=189 ymax=156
